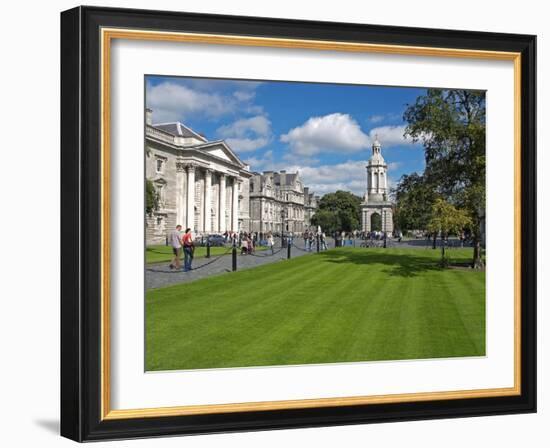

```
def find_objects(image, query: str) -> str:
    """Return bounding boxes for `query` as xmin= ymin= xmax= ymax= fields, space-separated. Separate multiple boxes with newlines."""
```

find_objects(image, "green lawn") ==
xmin=146 ymin=245 xmax=231 ymax=264
xmin=146 ymin=244 xmax=267 ymax=264
xmin=146 ymin=248 xmax=485 ymax=371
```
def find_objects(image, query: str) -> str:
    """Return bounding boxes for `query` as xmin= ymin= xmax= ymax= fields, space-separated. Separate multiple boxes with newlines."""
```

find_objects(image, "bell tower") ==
xmin=365 ymin=136 xmax=388 ymax=203
xmin=361 ymin=137 xmax=393 ymax=233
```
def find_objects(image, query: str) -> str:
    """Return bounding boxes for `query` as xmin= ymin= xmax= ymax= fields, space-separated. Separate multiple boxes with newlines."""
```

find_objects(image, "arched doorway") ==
xmin=370 ymin=212 xmax=382 ymax=231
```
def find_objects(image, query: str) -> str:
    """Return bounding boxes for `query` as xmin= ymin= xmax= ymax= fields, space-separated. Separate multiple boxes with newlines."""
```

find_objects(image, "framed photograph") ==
xmin=60 ymin=6 xmax=536 ymax=441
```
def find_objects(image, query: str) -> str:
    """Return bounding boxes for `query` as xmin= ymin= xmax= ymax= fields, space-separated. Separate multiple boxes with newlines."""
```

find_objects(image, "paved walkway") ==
xmin=145 ymin=237 xmax=470 ymax=290
xmin=145 ymin=243 xmax=319 ymax=290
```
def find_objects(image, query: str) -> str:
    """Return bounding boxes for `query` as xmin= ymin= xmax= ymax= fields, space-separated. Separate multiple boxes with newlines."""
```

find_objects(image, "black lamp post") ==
xmin=280 ymin=208 xmax=286 ymax=247
xmin=232 ymin=234 xmax=237 ymax=271
xmin=383 ymin=210 xmax=387 ymax=249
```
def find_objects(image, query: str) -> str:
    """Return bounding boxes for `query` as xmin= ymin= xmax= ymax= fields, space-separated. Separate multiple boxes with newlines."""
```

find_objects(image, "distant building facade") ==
xmin=145 ymin=109 xmax=252 ymax=245
xmin=360 ymin=138 xmax=394 ymax=233
xmin=304 ymin=187 xmax=320 ymax=229
xmin=249 ymin=171 xmax=318 ymax=234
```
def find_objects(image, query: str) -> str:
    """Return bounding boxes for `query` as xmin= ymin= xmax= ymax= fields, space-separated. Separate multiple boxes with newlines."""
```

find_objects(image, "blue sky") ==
xmin=146 ymin=76 xmax=427 ymax=196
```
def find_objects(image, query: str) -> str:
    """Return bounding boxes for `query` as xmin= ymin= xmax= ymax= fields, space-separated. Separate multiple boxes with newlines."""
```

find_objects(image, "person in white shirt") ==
xmin=169 ymin=225 xmax=182 ymax=270
xmin=267 ymin=232 xmax=275 ymax=253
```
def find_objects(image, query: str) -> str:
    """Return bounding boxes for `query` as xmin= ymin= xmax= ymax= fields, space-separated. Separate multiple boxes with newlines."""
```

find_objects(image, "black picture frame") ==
xmin=61 ymin=5 xmax=536 ymax=442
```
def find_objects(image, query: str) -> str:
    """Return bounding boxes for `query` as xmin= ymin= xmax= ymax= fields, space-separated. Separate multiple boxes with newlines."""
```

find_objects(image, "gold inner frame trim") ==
xmin=100 ymin=27 xmax=522 ymax=421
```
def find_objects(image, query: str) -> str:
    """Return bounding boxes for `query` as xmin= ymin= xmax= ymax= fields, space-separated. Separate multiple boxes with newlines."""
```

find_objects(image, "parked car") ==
xmin=206 ymin=234 xmax=227 ymax=247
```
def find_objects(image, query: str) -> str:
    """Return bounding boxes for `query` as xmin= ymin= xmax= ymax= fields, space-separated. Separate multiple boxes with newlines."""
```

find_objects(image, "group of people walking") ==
xmin=239 ymin=232 xmax=256 ymax=255
xmin=240 ymin=231 xmax=277 ymax=255
xmin=168 ymin=225 xmax=334 ymax=272
xmin=302 ymin=231 xmax=328 ymax=251
xmin=169 ymin=225 xmax=195 ymax=272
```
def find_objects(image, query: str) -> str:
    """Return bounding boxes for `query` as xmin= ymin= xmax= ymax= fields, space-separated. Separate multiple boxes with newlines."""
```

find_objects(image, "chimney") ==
xmin=279 ymin=170 xmax=286 ymax=185
xmin=145 ymin=108 xmax=153 ymax=126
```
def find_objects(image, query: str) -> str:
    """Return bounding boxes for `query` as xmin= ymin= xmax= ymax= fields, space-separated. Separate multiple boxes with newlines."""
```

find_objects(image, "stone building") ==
xmin=145 ymin=109 xmax=252 ymax=245
xmin=249 ymin=170 xmax=317 ymax=234
xmin=361 ymin=138 xmax=394 ymax=233
xmin=303 ymin=187 xmax=320 ymax=229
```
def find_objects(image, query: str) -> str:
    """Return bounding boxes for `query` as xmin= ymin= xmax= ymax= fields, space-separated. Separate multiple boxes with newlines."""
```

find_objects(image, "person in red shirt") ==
xmin=182 ymin=228 xmax=194 ymax=271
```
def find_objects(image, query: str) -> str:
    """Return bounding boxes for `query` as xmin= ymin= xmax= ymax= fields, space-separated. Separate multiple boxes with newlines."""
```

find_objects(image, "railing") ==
xmin=146 ymin=239 xmax=318 ymax=275
xmin=146 ymin=126 xmax=177 ymax=145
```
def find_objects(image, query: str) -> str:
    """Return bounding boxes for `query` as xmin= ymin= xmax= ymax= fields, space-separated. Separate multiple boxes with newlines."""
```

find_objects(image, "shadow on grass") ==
xmin=317 ymin=249 xmax=445 ymax=278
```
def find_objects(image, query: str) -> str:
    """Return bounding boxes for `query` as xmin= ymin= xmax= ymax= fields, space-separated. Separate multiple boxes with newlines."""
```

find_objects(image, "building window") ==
xmin=156 ymin=158 xmax=165 ymax=173
xmin=155 ymin=182 xmax=166 ymax=206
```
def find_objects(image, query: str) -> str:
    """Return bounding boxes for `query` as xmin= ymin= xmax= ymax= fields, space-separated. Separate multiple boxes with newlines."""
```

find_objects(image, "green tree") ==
xmin=393 ymin=173 xmax=437 ymax=235
xmin=370 ymin=213 xmax=382 ymax=231
xmin=311 ymin=190 xmax=362 ymax=233
xmin=404 ymin=89 xmax=486 ymax=268
xmin=146 ymin=179 xmax=159 ymax=216
xmin=427 ymin=198 xmax=472 ymax=266
xmin=311 ymin=209 xmax=339 ymax=234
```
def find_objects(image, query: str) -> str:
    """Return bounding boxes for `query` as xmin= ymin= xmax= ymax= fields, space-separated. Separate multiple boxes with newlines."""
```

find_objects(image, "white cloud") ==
xmin=367 ymin=112 xmax=402 ymax=124
xmin=244 ymin=150 xmax=274 ymax=171
xmin=233 ymin=90 xmax=256 ymax=102
xmin=279 ymin=114 xmax=416 ymax=159
xmin=245 ymin=155 xmax=401 ymax=196
xmin=367 ymin=114 xmax=385 ymax=124
xmin=292 ymin=160 xmax=368 ymax=195
xmin=297 ymin=161 xmax=398 ymax=196
xmin=217 ymin=116 xmax=272 ymax=153
xmin=146 ymin=82 xmax=235 ymax=122
xmin=387 ymin=161 xmax=401 ymax=171
xmin=243 ymin=104 xmax=265 ymax=115
xmin=226 ymin=137 xmax=271 ymax=153
xmin=218 ymin=116 xmax=271 ymax=138
xmin=280 ymin=113 xmax=370 ymax=156
xmin=282 ymin=152 xmax=320 ymax=167
xmin=368 ymin=125 xmax=415 ymax=147
xmin=146 ymin=79 xmax=265 ymax=123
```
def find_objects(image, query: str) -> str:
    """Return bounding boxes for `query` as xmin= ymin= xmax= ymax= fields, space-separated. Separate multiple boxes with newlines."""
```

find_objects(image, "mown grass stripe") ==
xmin=146 ymin=248 xmax=485 ymax=371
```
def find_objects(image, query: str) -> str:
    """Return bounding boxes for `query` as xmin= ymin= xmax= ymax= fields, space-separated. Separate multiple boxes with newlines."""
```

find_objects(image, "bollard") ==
xmin=287 ymin=241 xmax=291 ymax=259
xmin=206 ymin=241 xmax=211 ymax=258
xmin=232 ymin=245 xmax=237 ymax=271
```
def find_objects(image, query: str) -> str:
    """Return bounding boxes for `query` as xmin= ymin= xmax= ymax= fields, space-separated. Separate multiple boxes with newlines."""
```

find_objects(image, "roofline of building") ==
xmin=152 ymin=121 xmax=208 ymax=143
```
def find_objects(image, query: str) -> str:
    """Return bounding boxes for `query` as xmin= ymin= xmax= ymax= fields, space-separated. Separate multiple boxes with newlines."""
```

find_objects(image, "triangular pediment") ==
xmin=194 ymin=141 xmax=245 ymax=167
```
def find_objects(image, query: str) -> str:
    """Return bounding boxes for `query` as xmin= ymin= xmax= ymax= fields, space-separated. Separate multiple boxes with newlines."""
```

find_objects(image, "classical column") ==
xmin=232 ymin=178 xmax=239 ymax=232
xmin=175 ymin=159 xmax=186 ymax=227
xmin=218 ymin=173 xmax=226 ymax=232
xmin=203 ymin=169 xmax=212 ymax=233
xmin=259 ymin=198 xmax=263 ymax=234
xmin=186 ymin=164 xmax=196 ymax=230
xmin=369 ymin=170 xmax=374 ymax=193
